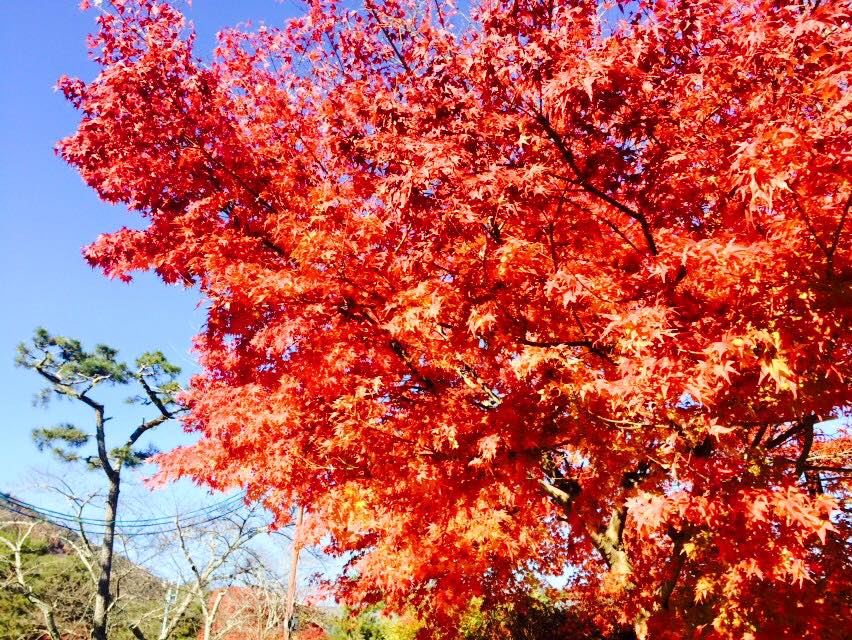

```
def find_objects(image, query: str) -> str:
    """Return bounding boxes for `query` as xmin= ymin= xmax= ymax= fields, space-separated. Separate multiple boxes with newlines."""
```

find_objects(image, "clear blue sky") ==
xmin=0 ymin=1 xmax=302 ymax=494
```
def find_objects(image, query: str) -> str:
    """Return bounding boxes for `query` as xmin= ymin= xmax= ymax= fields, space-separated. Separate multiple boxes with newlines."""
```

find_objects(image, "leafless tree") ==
xmin=0 ymin=517 xmax=64 ymax=640
xmin=129 ymin=502 xmax=272 ymax=640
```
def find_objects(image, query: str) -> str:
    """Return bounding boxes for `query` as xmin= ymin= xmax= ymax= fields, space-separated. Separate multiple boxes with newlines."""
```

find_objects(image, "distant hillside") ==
xmin=0 ymin=493 xmax=200 ymax=640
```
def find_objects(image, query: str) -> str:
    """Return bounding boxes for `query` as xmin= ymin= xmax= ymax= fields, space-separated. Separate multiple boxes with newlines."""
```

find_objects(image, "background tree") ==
xmin=0 ymin=516 xmax=76 ymax=640
xmin=327 ymin=605 xmax=420 ymax=640
xmin=0 ymin=487 xmax=201 ymax=640
xmin=16 ymin=328 xmax=182 ymax=640
xmin=57 ymin=0 xmax=852 ymax=638
xmin=130 ymin=502 xmax=267 ymax=640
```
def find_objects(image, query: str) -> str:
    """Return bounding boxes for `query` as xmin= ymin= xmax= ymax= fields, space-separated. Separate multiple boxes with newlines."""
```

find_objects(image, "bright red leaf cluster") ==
xmin=59 ymin=0 xmax=851 ymax=637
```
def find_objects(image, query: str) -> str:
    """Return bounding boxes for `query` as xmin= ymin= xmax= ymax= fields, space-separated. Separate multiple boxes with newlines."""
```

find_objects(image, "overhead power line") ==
xmin=1 ymin=500 xmax=251 ymax=538
xmin=0 ymin=491 xmax=246 ymax=526
xmin=0 ymin=491 xmax=249 ymax=537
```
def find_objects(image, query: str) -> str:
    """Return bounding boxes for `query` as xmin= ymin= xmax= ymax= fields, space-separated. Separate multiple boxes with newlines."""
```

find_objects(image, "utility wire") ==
xmin=0 ymin=500 xmax=251 ymax=538
xmin=0 ymin=491 xmax=245 ymax=526
xmin=0 ymin=492 xmax=250 ymax=537
xmin=0 ymin=506 xmax=253 ymax=538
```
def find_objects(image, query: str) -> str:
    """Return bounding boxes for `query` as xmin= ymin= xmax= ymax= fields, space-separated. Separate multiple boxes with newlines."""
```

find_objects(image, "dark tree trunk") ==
xmin=91 ymin=476 xmax=120 ymax=640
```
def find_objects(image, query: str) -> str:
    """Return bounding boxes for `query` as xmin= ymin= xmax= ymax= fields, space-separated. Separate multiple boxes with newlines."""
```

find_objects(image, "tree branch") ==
xmin=659 ymin=528 xmax=691 ymax=610
xmin=827 ymin=189 xmax=852 ymax=277
xmin=517 ymin=336 xmax=615 ymax=363
xmin=136 ymin=375 xmax=174 ymax=420
xmin=587 ymin=506 xmax=631 ymax=575
xmin=366 ymin=1 xmax=413 ymax=75
xmin=532 ymin=111 xmax=658 ymax=255
xmin=34 ymin=363 xmax=117 ymax=480
xmin=0 ymin=521 xmax=63 ymax=640
xmin=126 ymin=414 xmax=170 ymax=449
xmin=539 ymin=479 xmax=579 ymax=510
xmin=764 ymin=415 xmax=816 ymax=450
xmin=795 ymin=419 xmax=815 ymax=476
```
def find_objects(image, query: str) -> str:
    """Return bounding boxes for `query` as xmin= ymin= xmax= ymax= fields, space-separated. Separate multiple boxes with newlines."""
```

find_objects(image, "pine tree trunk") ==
xmin=91 ymin=477 xmax=120 ymax=640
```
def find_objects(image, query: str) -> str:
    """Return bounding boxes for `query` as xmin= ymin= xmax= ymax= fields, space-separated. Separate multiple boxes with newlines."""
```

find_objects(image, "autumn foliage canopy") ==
xmin=59 ymin=0 xmax=851 ymax=637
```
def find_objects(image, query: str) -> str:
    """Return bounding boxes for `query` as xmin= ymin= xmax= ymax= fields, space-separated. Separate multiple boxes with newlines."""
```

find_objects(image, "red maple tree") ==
xmin=59 ymin=0 xmax=851 ymax=637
